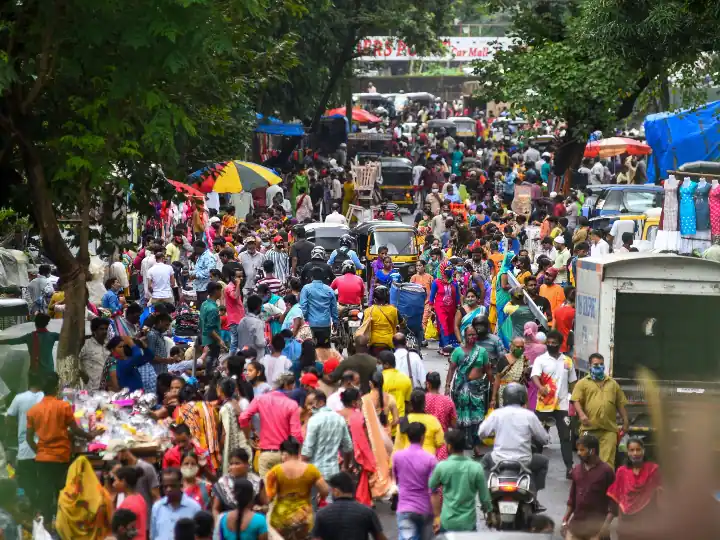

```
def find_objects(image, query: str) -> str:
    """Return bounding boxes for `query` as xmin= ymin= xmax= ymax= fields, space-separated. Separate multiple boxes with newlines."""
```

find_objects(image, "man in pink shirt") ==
xmin=224 ymin=269 xmax=245 ymax=354
xmin=331 ymin=264 xmax=365 ymax=307
xmin=239 ymin=373 xmax=304 ymax=477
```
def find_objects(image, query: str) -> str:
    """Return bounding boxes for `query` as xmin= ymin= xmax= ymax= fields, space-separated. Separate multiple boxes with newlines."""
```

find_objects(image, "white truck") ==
xmin=575 ymin=253 xmax=720 ymax=381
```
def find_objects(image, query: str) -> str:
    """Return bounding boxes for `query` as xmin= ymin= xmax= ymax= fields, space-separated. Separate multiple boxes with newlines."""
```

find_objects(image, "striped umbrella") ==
xmin=190 ymin=160 xmax=281 ymax=193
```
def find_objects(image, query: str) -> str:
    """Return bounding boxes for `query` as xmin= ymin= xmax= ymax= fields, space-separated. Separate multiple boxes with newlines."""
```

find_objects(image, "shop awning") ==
xmin=255 ymin=113 xmax=304 ymax=137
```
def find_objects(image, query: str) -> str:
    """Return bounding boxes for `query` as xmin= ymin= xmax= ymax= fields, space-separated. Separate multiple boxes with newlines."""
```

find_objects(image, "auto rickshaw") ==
xmin=352 ymin=220 xmax=419 ymax=282
xmin=449 ymin=116 xmax=477 ymax=146
xmin=379 ymin=156 xmax=415 ymax=211
xmin=427 ymin=119 xmax=457 ymax=138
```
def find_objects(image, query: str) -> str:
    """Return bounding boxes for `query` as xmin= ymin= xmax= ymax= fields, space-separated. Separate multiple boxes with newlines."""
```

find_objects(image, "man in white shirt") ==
xmin=589 ymin=229 xmax=610 ymax=258
xmin=324 ymin=203 xmax=348 ymax=225
xmin=331 ymin=175 xmax=343 ymax=204
xmin=608 ymin=219 xmax=635 ymax=251
xmin=530 ymin=329 xmax=577 ymax=477
xmin=393 ymin=333 xmax=426 ymax=388
xmin=478 ymin=383 xmax=549 ymax=495
xmin=589 ymin=159 xmax=605 ymax=185
xmin=147 ymin=250 xmax=176 ymax=305
xmin=6 ymin=371 xmax=44 ymax=505
xmin=552 ymin=237 xmax=571 ymax=284
xmin=266 ymin=183 xmax=284 ymax=208
xmin=140 ymin=248 xmax=157 ymax=304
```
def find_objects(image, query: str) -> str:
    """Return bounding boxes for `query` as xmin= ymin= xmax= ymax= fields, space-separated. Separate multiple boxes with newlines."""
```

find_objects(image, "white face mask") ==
xmin=432 ymin=188 xmax=439 ymax=193
xmin=181 ymin=465 xmax=198 ymax=479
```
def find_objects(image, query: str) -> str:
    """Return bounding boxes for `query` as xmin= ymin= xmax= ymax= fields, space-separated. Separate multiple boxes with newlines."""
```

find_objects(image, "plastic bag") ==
xmin=32 ymin=516 xmax=53 ymax=540
xmin=425 ymin=318 xmax=439 ymax=341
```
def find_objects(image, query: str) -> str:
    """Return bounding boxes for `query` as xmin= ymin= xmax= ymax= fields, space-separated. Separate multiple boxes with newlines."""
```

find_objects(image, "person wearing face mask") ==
xmin=530 ymin=329 xmax=578 ymax=478
xmin=150 ymin=468 xmax=201 ymax=540
xmin=571 ymin=353 xmax=629 ymax=467
xmin=491 ymin=336 xmax=530 ymax=409
xmin=562 ymin=434 xmax=615 ymax=540
xmin=427 ymin=182 xmax=444 ymax=215
xmin=109 ymin=508 xmax=140 ymax=540
xmin=429 ymin=261 xmax=461 ymax=354
xmin=180 ymin=451 xmax=213 ymax=510
xmin=445 ymin=325 xmax=493 ymax=457
xmin=102 ymin=277 xmax=125 ymax=314
xmin=606 ymin=438 xmax=661 ymax=539
xmin=472 ymin=314 xmax=506 ymax=370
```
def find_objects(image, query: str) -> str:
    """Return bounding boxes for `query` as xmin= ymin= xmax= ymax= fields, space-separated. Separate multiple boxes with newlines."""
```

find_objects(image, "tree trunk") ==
xmin=659 ymin=76 xmax=670 ymax=112
xmin=310 ymin=30 xmax=358 ymax=132
xmin=21 ymin=140 xmax=88 ymax=385
xmin=345 ymin=67 xmax=354 ymax=132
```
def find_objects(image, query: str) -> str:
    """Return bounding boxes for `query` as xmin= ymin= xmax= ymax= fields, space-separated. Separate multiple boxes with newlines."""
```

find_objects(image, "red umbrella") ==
xmin=325 ymin=107 xmax=381 ymax=123
xmin=167 ymin=179 xmax=205 ymax=198
xmin=584 ymin=137 xmax=651 ymax=158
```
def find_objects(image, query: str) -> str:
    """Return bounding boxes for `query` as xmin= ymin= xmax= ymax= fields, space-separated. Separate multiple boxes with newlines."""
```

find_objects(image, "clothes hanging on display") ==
xmin=679 ymin=178 xmax=698 ymax=235
xmin=655 ymin=175 xmax=681 ymax=251
xmin=678 ymin=178 xmax=714 ymax=254
xmin=695 ymin=179 xmax=711 ymax=231
xmin=710 ymin=181 xmax=720 ymax=238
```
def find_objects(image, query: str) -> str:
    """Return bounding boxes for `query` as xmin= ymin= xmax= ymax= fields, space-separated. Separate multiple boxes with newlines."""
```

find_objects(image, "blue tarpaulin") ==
xmin=255 ymin=113 xmax=304 ymax=137
xmin=644 ymin=101 xmax=720 ymax=183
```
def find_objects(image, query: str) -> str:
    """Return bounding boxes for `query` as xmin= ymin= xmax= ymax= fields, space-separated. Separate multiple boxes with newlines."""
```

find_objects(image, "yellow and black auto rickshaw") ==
xmin=379 ymin=156 xmax=415 ymax=212
xmin=352 ymin=220 xmax=419 ymax=282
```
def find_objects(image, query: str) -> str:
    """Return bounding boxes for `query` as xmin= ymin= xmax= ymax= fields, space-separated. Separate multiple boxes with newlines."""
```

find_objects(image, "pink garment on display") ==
xmin=710 ymin=183 xmax=720 ymax=236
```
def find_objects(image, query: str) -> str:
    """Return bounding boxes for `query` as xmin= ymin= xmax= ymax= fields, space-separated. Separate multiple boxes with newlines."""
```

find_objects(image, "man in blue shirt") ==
xmin=190 ymin=240 xmax=215 ymax=305
xmin=101 ymin=278 xmax=124 ymax=314
xmin=300 ymin=267 xmax=339 ymax=346
xmin=150 ymin=468 xmax=201 ymax=540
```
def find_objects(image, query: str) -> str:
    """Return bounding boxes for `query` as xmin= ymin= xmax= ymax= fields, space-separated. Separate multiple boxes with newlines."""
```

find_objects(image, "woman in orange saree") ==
xmin=338 ymin=388 xmax=376 ymax=506
xmin=360 ymin=377 xmax=394 ymax=500
xmin=174 ymin=385 xmax=221 ymax=471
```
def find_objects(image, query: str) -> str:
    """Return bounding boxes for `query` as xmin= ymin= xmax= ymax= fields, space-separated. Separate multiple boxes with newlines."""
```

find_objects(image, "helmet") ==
xmin=340 ymin=234 xmax=354 ymax=248
xmin=341 ymin=260 xmax=356 ymax=274
xmin=373 ymin=285 xmax=389 ymax=304
xmin=503 ymin=383 xmax=528 ymax=407
xmin=311 ymin=246 xmax=326 ymax=260
xmin=473 ymin=314 xmax=490 ymax=333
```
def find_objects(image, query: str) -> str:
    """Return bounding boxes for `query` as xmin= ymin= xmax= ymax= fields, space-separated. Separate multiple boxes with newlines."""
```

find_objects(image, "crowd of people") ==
xmin=1 ymin=110 xmax=666 ymax=540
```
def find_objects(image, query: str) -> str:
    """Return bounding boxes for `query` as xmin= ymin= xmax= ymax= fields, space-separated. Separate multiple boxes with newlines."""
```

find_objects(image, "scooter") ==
xmin=487 ymin=460 xmax=538 ymax=531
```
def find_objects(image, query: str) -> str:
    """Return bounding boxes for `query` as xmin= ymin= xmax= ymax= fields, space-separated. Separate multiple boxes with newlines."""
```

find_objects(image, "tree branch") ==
xmin=615 ymin=72 xmax=653 ymax=120
xmin=21 ymin=25 xmax=56 ymax=113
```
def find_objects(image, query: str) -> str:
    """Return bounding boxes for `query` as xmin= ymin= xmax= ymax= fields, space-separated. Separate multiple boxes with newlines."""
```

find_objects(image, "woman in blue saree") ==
xmin=454 ymin=288 xmax=486 ymax=344
xmin=495 ymin=250 xmax=515 ymax=348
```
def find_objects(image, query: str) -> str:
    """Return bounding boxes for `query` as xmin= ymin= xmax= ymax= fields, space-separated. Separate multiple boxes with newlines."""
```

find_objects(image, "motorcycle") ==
xmin=333 ymin=304 xmax=362 ymax=355
xmin=486 ymin=460 xmax=538 ymax=531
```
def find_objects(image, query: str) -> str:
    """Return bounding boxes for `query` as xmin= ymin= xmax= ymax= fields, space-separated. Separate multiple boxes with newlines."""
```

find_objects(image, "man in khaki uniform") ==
xmin=571 ymin=353 xmax=629 ymax=467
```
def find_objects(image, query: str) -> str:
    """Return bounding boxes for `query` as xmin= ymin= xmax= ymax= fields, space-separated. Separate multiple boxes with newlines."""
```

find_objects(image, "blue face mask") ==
xmin=590 ymin=365 xmax=605 ymax=381
xmin=444 ymin=269 xmax=454 ymax=278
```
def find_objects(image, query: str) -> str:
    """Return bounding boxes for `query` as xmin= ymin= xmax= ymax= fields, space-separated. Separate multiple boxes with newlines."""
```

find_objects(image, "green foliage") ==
xmin=0 ymin=0 xmax=303 ymax=256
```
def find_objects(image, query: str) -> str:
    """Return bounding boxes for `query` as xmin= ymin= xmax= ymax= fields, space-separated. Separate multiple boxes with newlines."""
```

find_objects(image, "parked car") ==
xmin=582 ymin=184 xmax=663 ymax=219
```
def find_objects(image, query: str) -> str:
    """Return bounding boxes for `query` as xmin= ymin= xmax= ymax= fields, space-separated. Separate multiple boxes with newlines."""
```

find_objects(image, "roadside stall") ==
xmin=68 ymin=388 xmax=171 ymax=469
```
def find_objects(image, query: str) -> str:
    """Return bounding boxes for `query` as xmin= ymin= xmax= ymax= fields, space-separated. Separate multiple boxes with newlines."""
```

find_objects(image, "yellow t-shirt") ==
xmin=165 ymin=243 xmax=181 ymax=263
xmin=394 ymin=413 xmax=445 ymax=455
xmin=382 ymin=368 xmax=412 ymax=417
xmin=364 ymin=305 xmax=399 ymax=349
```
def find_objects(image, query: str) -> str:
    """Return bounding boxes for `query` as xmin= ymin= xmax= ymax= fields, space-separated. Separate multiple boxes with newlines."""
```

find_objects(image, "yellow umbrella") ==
xmin=197 ymin=160 xmax=282 ymax=193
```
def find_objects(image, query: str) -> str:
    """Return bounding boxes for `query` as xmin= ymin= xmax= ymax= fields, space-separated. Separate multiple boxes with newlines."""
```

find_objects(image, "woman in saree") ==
xmin=217 ymin=378 xmax=251 ymax=476
xmin=429 ymin=260 xmax=461 ymax=355
xmin=522 ymin=321 xmax=547 ymax=411
xmin=444 ymin=324 xmax=493 ymax=457
xmin=374 ymin=256 xmax=401 ymax=288
xmin=266 ymin=437 xmax=329 ymax=540
xmin=291 ymin=168 xmax=309 ymax=214
xmin=337 ymin=388 xmax=377 ymax=506
xmin=454 ymin=288 xmax=486 ymax=344
xmin=607 ymin=438 xmax=662 ymax=540
xmin=494 ymin=250 xmax=515 ymax=348
xmin=360 ymin=373 xmax=394 ymax=500
xmin=424 ymin=371 xmax=456 ymax=460
xmin=490 ymin=336 xmax=530 ymax=409
xmin=55 ymin=456 xmax=113 ymax=540
xmin=174 ymin=384 xmax=221 ymax=472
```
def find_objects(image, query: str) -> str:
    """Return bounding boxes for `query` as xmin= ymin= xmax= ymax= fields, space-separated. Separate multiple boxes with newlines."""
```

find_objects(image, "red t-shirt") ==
xmin=331 ymin=274 xmax=365 ymax=306
xmin=553 ymin=202 xmax=567 ymax=218
xmin=553 ymin=304 xmax=576 ymax=353
xmin=118 ymin=493 xmax=147 ymax=540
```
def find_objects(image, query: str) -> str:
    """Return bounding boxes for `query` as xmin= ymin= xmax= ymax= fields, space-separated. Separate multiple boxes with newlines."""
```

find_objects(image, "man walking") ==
xmin=191 ymin=240 xmax=215 ymax=305
xmin=393 ymin=333 xmax=426 ymax=388
xmin=530 ymin=329 xmax=577 ymax=478
xmin=299 ymin=266 xmax=338 ymax=346
xmin=235 ymin=294 xmax=266 ymax=359
xmin=429 ymin=429 xmax=493 ymax=533
xmin=302 ymin=390 xmax=353 ymax=480
xmin=198 ymin=281 xmax=226 ymax=373
xmin=562 ymin=434 xmax=615 ymax=540
xmin=393 ymin=422 xmax=437 ymax=540
xmin=571 ymin=353 xmax=628 ymax=467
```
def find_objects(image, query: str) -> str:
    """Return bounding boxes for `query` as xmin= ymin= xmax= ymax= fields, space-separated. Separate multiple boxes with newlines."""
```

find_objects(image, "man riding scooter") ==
xmin=328 ymin=234 xmax=365 ymax=271
xmin=478 ymin=383 xmax=550 ymax=511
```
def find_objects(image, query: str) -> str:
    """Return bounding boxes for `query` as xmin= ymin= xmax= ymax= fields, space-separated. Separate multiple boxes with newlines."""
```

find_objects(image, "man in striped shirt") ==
xmin=264 ymin=236 xmax=290 ymax=285
xmin=256 ymin=259 xmax=283 ymax=294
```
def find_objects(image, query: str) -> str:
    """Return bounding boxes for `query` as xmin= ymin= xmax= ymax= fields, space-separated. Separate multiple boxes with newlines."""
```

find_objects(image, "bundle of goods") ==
xmin=174 ymin=302 xmax=200 ymax=337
